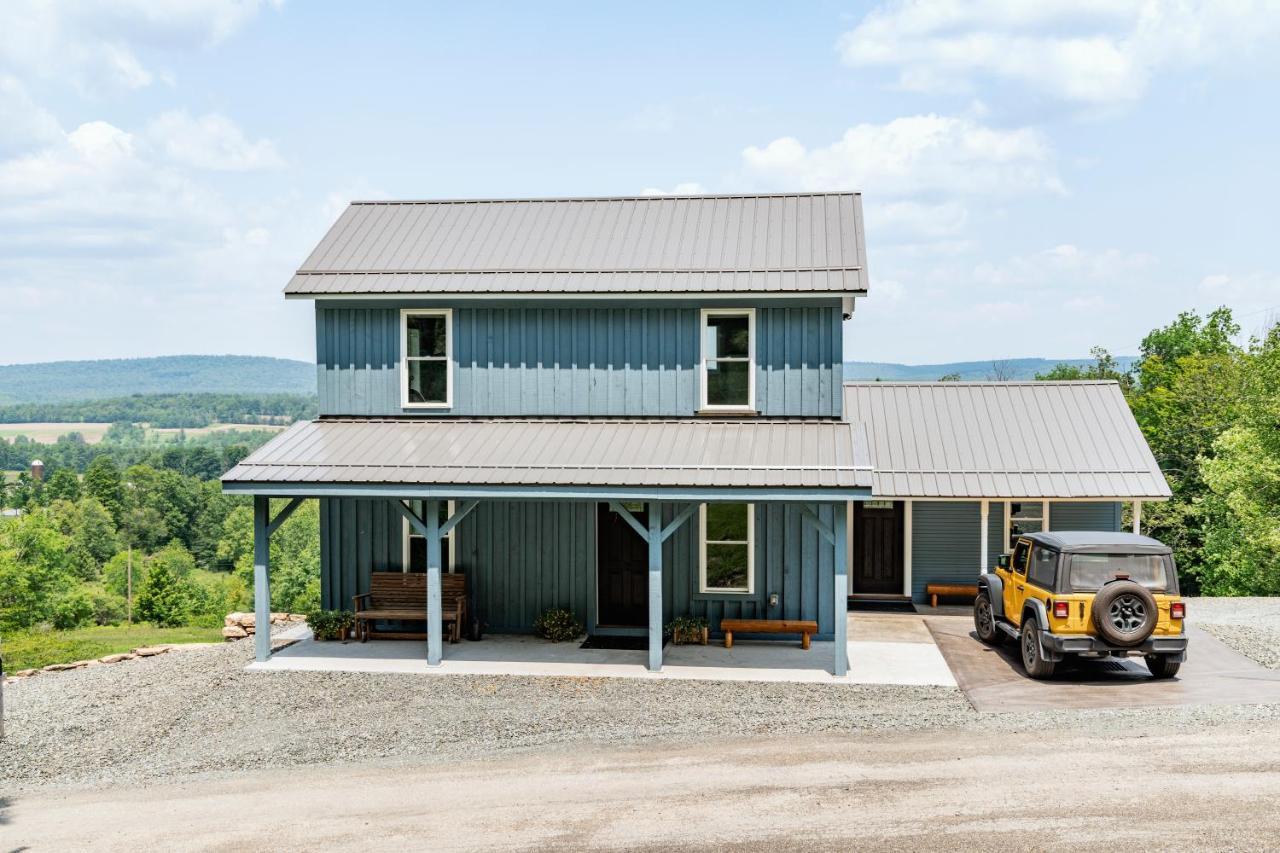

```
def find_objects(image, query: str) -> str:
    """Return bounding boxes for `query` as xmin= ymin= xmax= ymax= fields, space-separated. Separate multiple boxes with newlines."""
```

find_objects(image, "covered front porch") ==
xmin=249 ymin=611 xmax=957 ymax=686
xmin=222 ymin=418 xmax=873 ymax=677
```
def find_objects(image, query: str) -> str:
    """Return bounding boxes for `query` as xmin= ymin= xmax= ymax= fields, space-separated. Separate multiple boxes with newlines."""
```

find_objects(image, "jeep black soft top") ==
xmin=1020 ymin=531 xmax=1172 ymax=555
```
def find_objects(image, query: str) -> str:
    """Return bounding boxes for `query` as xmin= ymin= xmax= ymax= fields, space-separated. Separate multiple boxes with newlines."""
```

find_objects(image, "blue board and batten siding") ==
xmin=320 ymin=498 xmax=842 ymax=638
xmin=909 ymin=500 xmax=1122 ymax=602
xmin=315 ymin=303 xmax=844 ymax=417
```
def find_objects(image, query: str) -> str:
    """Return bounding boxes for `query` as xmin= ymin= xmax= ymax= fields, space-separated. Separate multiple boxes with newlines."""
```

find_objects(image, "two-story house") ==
xmin=223 ymin=192 xmax=1168 ymax=677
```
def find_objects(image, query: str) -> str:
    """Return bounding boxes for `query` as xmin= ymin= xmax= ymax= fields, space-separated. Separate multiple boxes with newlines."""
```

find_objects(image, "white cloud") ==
xmin=0 ymin=0 xmax=283 ymax=93
xmin=868 ymin=200 xmax=969 ymax=239
xmin=973 ymin=243 xmax=1156 ymax=287
xmin=839 ymin=0 xmax=1280 ymax=105
xmin=640 ymin=182 xmax=708 ymax=196
xmin=0 ymin=75 xmax=62 ymax=157
xmin=147 ymin=111 xmax=285 ymax=171
xmin=741 ymin=115 xmax=1062 ymax=198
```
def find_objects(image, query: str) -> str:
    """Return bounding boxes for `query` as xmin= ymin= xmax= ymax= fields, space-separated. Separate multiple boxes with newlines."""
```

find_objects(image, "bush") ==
xmin=306 ymin=609 xmax=354 ymax=641
xmin=533 ymin=607 xmax=583 ymax=642
xmin=51 ymin=589 xmax=95 ymax=630
xmin=135 ymin=558 xmax=191 ymax=627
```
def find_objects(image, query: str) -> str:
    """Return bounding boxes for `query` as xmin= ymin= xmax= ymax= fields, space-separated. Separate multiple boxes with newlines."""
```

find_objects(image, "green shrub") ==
xmin=306 ymin=609 xmax=354 ymax=641
xmin=533 ymin=607 xmax=583 ymax=642
xmin=51 ymin=589 xmax=95 ymax=630
xmin=667 ymin=615 xmax=708 ymax=645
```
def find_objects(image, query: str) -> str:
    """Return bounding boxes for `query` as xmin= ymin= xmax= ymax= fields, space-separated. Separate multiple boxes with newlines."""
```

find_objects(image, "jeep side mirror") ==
xmin=997 ymin=554 xmax=1010 ymax=570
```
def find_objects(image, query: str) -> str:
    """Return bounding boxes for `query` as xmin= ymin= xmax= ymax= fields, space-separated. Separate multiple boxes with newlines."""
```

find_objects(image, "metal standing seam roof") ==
xmin=221 ymin=418 xmax=873 ymax=491
xmin=285 ymin=193 xmax=868 ymax=297
xmin=842 ymin=381 xmax=1171 ymax=499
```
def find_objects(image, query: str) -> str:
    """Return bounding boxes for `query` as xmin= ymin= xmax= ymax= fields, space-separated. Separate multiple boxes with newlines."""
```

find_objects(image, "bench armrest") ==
xmin=352 ymin=592 xmax=372 ymax=611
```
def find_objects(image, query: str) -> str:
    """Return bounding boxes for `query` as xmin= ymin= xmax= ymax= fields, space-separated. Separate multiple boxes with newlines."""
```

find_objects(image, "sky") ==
xmin=2 ymin=0 xmax=1279 ymax=367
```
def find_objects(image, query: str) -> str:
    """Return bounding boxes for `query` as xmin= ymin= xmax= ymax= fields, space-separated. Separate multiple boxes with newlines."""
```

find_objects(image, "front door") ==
xmin=853 ymin=501 xmax=905 ymax=595
xmin=597 ymin=503 xmax=649 ymax=627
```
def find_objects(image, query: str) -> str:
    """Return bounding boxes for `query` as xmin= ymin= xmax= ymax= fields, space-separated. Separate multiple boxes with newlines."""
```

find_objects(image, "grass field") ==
xmin=3 ymin=624 xmax=225 ymax=671
xmin=0 ymin=422 xmax=114 ymax=443
xmin=0 ymin=422 xmax=288 ymax=445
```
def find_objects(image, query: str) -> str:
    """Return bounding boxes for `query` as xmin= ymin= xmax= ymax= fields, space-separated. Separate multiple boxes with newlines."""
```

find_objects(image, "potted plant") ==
xmin=306 ymin=609 xmax=355 ymax=641
xmin=668 ymin=615 xmax=708 ymax=645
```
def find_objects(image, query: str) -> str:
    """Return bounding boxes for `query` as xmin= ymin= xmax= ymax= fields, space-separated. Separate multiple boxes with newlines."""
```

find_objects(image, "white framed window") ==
xmin=699 ymin=502 xmax=754 ymax=594
xmin=400 ymin=308 xmax=452 ymax=408
xmin=1005 ymin=500 xmax=1048 ymax=551
xmin=699 ymin=308 xmax=755 ymax=411
xmin=402 ymin=500 xmax=457 ymax=573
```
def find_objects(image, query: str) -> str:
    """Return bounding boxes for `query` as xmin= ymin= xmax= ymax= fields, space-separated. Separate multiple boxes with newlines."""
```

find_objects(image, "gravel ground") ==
xmin=1185 ymin=596 xmax=1280 ymax=669
xmin=6 ymin=601 xmax=1280 ymax=794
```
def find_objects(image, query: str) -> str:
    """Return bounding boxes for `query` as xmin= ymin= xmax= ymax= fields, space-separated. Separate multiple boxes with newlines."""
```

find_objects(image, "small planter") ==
xmin=669 ymin=617 xmax=709 ymax=646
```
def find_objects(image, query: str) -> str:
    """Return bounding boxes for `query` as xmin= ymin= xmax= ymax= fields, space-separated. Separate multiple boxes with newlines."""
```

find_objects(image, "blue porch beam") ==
xmin=389 ymin=498 xmax=458 ymax=666
xmin=253 ymin=496 xmax=310 ymax=663
xmin=833 ymin=505 xmax=849 ymax=678
xmin=648 ymin=506 xmax=663 ymax=673
xmin=607 ymin=501 xmax=651 ymax=542
xmin=265 ymin=496 xmax=304 ymax=537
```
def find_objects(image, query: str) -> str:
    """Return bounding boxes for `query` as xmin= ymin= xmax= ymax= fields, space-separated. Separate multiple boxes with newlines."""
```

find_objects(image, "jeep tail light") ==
xmin=1053 ymin=601 xmax=1069 ymax=619
xmin=1171 ymin=602 xmax=1186 ymax=620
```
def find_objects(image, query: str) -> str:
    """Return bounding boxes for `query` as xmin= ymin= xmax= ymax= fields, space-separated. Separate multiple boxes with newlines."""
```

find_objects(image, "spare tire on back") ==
xmin=1091 ymin=580 xmax=1158 ymax=647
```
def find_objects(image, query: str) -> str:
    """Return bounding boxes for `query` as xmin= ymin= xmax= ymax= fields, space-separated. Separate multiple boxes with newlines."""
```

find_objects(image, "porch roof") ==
xmin=221 ymin=417 xmax=873 ymax=500
xmin=842 ymin=380 xmax=1171 ymax=499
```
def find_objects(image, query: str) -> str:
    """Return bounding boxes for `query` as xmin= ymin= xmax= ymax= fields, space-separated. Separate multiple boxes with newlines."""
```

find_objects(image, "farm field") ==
xmin=0 ymin=422 xmax=288 ymax=444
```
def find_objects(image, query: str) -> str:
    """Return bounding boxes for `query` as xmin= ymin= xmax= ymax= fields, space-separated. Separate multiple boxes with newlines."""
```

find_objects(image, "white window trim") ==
xmin=400 ymin=308 xmax=453 ymax=409
xmin=698 ymin=307 xmax=756 ymax=413
xmin=698 ymin=502 xmax=755 ymax=594
xmin=402 ymin=499 xmax=457 ymax=573
xmin=1003 ymin=500 xmax=1049 ymax=553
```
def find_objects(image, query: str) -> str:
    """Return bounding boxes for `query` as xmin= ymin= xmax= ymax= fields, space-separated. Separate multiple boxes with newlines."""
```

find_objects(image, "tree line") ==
xmin=0 ymin=392 xmax=316 ymax=428
xmin=0 ymin=437 xmax=317 ymax=634
xmin=1037 ymin=307 xmax=1279 ymax=595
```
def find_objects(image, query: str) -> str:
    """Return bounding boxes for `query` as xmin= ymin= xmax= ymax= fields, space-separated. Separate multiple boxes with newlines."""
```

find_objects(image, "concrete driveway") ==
xmin=926 ymin=615 xmax=1280 ymax=712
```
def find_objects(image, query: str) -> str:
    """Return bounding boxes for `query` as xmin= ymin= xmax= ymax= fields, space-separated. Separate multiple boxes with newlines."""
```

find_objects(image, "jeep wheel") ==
xmin=1145 ymin=654 xmax=1181 ymax=679
xmin=974 ymin=593 xmax=1003 ymax=645
xmin=1020 ymin=620 xmax=1057 ymax=679
xmin=1091 ymin=581 xmax=1159 ymax=648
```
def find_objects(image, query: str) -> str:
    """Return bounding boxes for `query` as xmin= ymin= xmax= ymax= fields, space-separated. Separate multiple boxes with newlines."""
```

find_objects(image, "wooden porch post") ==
xmin=647 ymin=503 xmax=663 ymax=673
xmin=833 ymin=504 xmax=849 ymax=678
xmin=253 ymin=495 xmax=271 ymax=663
xmin=1132 ymin=500 xmax=1142 ymax=535
xmin=425 ymin=499 xmax=443 ymax=666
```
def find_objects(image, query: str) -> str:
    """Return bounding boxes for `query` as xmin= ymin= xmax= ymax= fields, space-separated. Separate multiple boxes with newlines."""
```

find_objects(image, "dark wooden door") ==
xmin=597 ymin=503 xmax=649 ymax=627
xmin=853 ymin=501 xmax=905 ymax=595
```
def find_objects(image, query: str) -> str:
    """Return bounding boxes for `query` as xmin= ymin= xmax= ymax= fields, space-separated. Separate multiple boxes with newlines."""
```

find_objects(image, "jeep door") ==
xmin=1004 ymin=538 xmax=1032 ymax=625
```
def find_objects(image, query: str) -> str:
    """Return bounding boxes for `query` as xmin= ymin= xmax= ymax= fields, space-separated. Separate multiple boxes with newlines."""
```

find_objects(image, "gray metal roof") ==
xmin=286 ymin=193 xmax=867 ymax=297
xmin=222 ymin=417 xmax=872 ymax=491
xmin=842 ymin=381 xmax=1170 ymax=499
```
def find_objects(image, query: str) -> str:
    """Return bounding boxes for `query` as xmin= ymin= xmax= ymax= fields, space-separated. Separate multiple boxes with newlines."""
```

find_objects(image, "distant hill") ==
xmin=0 ymin=355 xmax=315 ymax=404
xmin=844 ymin=356 xmax=1138 ymax=382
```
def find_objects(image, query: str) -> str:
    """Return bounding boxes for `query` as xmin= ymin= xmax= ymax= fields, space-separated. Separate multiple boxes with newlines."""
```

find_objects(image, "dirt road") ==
xmin=6 ymin=720 xmax=1280 ymax=851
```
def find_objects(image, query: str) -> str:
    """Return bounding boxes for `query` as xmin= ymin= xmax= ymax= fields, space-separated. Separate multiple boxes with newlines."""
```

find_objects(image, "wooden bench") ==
xmin=925 ymin=583 xmax=978 ymax=608
xmin=720 ymin=619 xmax=819 ymax=650
xmin=353 ymin=572 xmax=467 ymax=643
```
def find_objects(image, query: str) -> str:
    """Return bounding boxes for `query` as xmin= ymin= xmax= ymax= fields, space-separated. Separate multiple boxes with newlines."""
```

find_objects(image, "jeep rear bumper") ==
xmin=1041 ymin=632 xmax=1188 ymax=660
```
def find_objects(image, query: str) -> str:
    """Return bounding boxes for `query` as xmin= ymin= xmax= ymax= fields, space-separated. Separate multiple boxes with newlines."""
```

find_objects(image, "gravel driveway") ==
xmin=5 ymin=599 xmax=1280 ymax=794
xmin=1185 ymin=596 xmax=1280 ymax=669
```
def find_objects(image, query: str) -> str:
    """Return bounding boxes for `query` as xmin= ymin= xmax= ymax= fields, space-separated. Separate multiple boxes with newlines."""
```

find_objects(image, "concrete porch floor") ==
xmin=250 ymin=613 xmax=956 ymax=686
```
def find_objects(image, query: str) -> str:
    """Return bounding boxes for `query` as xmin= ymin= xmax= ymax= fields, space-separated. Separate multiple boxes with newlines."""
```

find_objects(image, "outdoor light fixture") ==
xmin=769 ymin=592 xmax=779 ymax=607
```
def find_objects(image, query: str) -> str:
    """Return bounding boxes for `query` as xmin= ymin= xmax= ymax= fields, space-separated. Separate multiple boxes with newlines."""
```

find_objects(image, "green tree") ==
xmin=83 ymin=455 xmax=125 ymax=523
xmin=43 ymin=468 xmax=81 ymax=502
xmin=1036 ymin=346 xmax=1134 ymax=392
xmin=135 ymin=547 xmax=194 ymax=627
xmin=232 ymin=499 xmax=320 ymax=613
xmin=0 ymin=510 xmax=76 ymax=628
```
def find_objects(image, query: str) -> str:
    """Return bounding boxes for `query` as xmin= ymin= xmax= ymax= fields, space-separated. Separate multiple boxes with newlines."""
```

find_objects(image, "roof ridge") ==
xmin=841 ymin=380 xmax=1118 ymax=387
xmin=348 ymin=191 xmax=862 ymax=205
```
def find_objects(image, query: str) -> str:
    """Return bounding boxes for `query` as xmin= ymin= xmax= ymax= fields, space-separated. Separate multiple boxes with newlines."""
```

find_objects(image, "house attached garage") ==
xmin=843 ymin=381 xmax=1170 ymax=604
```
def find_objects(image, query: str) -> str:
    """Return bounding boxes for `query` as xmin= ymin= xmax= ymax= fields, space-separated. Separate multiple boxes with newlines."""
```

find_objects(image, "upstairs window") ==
xmin=401 ymin=309 xmax=452 ymax=408
xmin=699 ymin=503 xmax=754 ymax=594
xmin=700 ymin=308 xmax=755 ymax=411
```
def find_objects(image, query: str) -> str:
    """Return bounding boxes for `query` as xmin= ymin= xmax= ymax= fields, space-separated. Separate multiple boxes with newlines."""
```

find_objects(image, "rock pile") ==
xmin=221 ymin=611 xmax=305 ymax=640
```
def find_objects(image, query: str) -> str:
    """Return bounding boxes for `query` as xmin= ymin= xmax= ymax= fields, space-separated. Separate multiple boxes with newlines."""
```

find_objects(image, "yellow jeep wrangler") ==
xmin=974 ymin=531 xmax=1188 ymax=679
